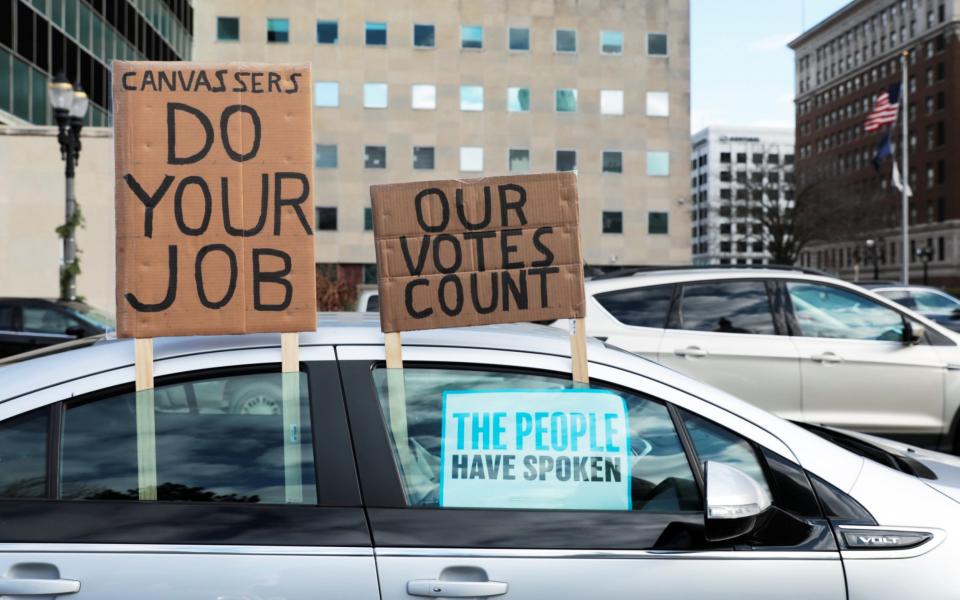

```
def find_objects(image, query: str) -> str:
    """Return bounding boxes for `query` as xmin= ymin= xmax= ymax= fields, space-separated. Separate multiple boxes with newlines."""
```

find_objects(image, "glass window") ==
xmin=364 ymin=83 xmax=388 ymax=108
xmin=603 ymin=211 xmax=623 ymax=234
xmin=460 ymin=146 xmax=483 ymax=172
xmin=60 ymin=372 xmax=316 ymax=503
xmin=412 ymin=84 xmax=436 ymax=109
xmin=647 ymin=151 xmax=670 ymax=176
xmin=0 ymin=49 xmax=10 ymax=113
xmin=366 ymin=21 xmax=387 ymax=46
xmin=413 ymin=24 xmax=435 ymax=48
xmin=875 ymin=290 xmax=916 ymax=309
xmin=556 ymin=28 xmax=577 ymax=52
xmin=460 ymin=85 xmax=483 ymax=111
xmin=315 ymin=144 xmax=337 ymax=168
xmin=316 ymin=207 xmax=337 ymax=231
xmin=365 ymin=145 xmax=387 ymax=169
xmin=509 ymin=27 xmax=530 ymax=50
xmin=364 ymin=207 xmax=374 ymax=231
xmin=371 ymin=367 xmax=700 ymax=512
xmin=314 ymin=82 xmax=339 ymax=107
xmin=30 ymin=68 xmax=45 ymax=126
xmin=267 ymin=18 xmax=289 ymax=43
xmin=0 ymin=407 xmax=47 ymax=498
xmin=23 ymin=307 xmax=79 ymax=334
xmin=648 ymin=32 xmax=668 ymax=55
xmin=646 ymin=91 xmax=669 ymax=117
xmin=13 ymin=57 xmax=29 ymax=121
xmin=676 ymin=281 xmax=776 ymax=335
xmin=602 ymin=150 xmax=622 ymax=173
xmin=787 ymin=282 xmax=905 ymax=341
xmin=316 ymin=19 xmax=338 ymax=44
xmin=507 ymin=87 xmax=530 ymax=112
xmin=461 ymin=25 xmax=483 ymax=49
xmin=680 ymin=409 xmax=770 ymax=495
xmin=601 ymin=90 xmax=624 ymax=115
xmin=556 ymin=88 xmax=577 ymax=112
xmin=217 ymin=17 xmax=239 ymax=41
xmin=413 ymin=146 xmax=435 ymax=170
xmin=911 ymin=290 xmax=960 ymax=313
xmin=601 ymin=30 xmax=623 ymax=54
xmin=556 ymin=149 xmax=576 ymax=171
xmin=648 ymin=212 xmax=669 ymax=235
xmin=596 ymin=285 xmax=673 ymax=328
xmin=509 ymin=148 xmax=530 ymax=172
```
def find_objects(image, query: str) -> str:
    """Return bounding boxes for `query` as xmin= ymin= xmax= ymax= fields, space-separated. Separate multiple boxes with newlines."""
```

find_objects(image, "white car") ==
xmin=556 ymin=267 xmax=960 ymax=452
xmin=0 ymin=315 xmax=958 ymax=598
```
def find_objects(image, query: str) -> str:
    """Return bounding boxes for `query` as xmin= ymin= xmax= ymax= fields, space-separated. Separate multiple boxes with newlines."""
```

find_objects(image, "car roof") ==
xmin=583 ymin=267 xmax=855 ymax=294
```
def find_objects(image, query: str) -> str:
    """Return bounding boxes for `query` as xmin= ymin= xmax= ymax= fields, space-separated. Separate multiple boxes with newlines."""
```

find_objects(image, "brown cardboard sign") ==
xmin=113 ymin=62 xmax=316 ymax=338
xmin=371 ymin=172 xmax=585 ymax=333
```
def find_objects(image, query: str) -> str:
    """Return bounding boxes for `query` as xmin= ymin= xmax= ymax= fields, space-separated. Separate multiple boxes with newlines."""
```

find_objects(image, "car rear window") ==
xmin=594 ymin=285 xmax=673 ymax=328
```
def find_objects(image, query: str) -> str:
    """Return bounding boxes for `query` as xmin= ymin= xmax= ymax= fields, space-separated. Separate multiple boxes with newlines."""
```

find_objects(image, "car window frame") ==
xmin=666 ymin=278 xmax=787 ymax=336
xmin=592 ymin=283 xmax=676 ymax=330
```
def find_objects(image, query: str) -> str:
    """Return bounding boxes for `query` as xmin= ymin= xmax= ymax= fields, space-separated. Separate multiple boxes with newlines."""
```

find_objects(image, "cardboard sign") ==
xmin=439 ymin=389 xmax=631 ymax=510
xmin=113 ymin=62 xmax=316 ymax=338
xmin=371 ymin=173 xmax=585 ymax=333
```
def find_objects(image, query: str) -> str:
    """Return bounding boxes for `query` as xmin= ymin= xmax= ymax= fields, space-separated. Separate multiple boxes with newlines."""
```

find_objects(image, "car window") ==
xmin=0 ymin=407 xmax=48 ymax=498
xmin=22 ymin=307 xmax=79 ymax=335
xmin=912 ymin=291 xmax=960 ymax=312
xmin=876 ymin=290 xmax=916 ymax=309
xmin=372 ymin=366 xmax=701 ymax=513
xmin=679 ymin=409 xmax=770 ymax=497
xmin=787 ymin=282 xmax=904 ymax=341
xmin=60 ymin=372 xmax=317 ymax=504
xmin=0 ymin=304 xmax=18 ymax=331
xmin=594 ymin=284 xmax=673 ymax=328
xmin=366 ymin=294 xmax=380 ymax=312
xmin=674 ymin=280 xmax=775 ymax=335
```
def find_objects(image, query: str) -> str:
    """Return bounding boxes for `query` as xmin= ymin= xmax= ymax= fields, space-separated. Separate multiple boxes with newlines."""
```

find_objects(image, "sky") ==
xmin=690 ymin=0 xmax=850 ymax=133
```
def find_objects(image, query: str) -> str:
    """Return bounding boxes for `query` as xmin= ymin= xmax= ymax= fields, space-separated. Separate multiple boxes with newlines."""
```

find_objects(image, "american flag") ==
xmin=864 ymin=83 xmax=902 ymax=132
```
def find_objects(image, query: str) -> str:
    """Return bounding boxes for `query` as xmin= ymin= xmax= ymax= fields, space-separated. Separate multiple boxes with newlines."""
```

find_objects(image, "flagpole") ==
xmin=900 ymin=50 xmax=910 ymax=285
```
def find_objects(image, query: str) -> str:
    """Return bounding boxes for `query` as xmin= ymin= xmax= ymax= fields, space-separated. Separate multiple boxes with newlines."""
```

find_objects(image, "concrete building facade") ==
xmin=690 ymin=126 xmax=795 ymax=266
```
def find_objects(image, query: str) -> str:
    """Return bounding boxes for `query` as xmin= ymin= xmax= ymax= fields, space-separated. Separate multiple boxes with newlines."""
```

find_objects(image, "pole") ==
xmin=63 ymin=146 xmax=76 ymax=301
xmin=900 ymin=50 xmax=910 ymax=285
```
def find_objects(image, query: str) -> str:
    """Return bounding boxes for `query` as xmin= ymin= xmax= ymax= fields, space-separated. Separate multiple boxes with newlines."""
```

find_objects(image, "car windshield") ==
xmin=796 ymin=422 xmax=936 ymax=480
xmin=911 ymin=291 xmax=960 ymax=313
xmin=61 ymin=303 xmax=115 ymax=331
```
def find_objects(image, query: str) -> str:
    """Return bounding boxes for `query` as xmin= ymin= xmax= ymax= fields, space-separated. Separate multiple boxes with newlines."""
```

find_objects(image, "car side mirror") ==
xmin=64 ymin=326 xmax=86 ymax=339
xmin=704 ymin=461 xmax=772 ymax=542
xmin=903 ymin=320 xmax=925 ymax=345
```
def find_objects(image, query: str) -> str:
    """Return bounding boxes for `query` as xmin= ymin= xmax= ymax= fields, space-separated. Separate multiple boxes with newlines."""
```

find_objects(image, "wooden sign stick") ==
xmin=570 ymin=318 xmax=589 ymax=384
xmin=134 ymin=338 xmax=157 ymax=501
xmin=281 ymin=332 xmax=303 ymax=503
xmin=384 ymin=332 xmax=413 ymax=471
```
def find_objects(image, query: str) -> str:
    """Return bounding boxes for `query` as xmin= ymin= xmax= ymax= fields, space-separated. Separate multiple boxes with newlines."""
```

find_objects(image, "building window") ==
xmin=601 ymin=30 xmax=623 ymax=54
xmin=647 ymin=152 xmax=670 ymax=176
xmin=647 ymin=32 xmax=668 ymax=56
xmin=555 ymin=88 xmax=577 ymax=112
xmin=603 ymin=151 xmax=623 ymax=173
xmin=555 ymin=29 xmax=577 ymax=53
xmin=646 ymin=91 xmax=669 ymax=116
xmin=460 ymin=85 xmax=484 ymax=111
xmin=267 ymin=18 xmax=289 ymax=43
xmin=602 ymin=211 xmax=623 ymax=234
xmin=648 ymin=212 xmax=669 ymax=234
xmin=556 ymin=150 xmax=577 ymax=172
xmin=364 ymin=208 xmax=374 ymax=232
xmin=364 ymin=146 xmax=386 ymax=169
xmin=600 ymin=90 xmax=624 ymax=115
xmin=413 ymin=146 xmax=435 ymax=170
xmin=720 ymin=152 xmax=731 ymax=163
xmin=412 ymin=84 xmax=436 ymax=109
xmin=315 ymin=144 xmax=337 ymax=168
xmin=460 ymin=147 xmax=484 ymax=172
xmin=314 ymin=82 xmax=339 ymax=107
xmin=217 ymin=17 xmax=239 ymax=41
xmin=316 ymin=20 xmax=338 ymax=44
xmin=461 ymin=25 xmax=483 ymax=49
xmin=413 ymin=24 xmax=435 ymax=48
xmin=363 ymin=83 xmax=388 ymax=108
xmin=509 ymin=27 xmax=530 ymax=51
xmin=316 ymin=207 xmax=337 ymax=231
xmin=507 ymin=87 xmax=531 ymax=112
xmin=366 ymin=21 xmax=387 ymax=46
xmin=509 ymin=149 xmax=530 ymax=172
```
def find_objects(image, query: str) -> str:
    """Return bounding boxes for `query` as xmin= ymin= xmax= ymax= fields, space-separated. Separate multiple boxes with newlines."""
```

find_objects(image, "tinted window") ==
xmin=23 ymin=307 xmax=78 ymax=334
xmin=680 ymin=409 xmax=770 ymax=496
xmin=61 ymin=372 xmax=316 ymax=504
xmin=787 ymin=282 xmax=904 ymax=341
xmin=0 ymin=407 xmax=47 ymax=498
xmin=0 ymin=304 xmax=17 ymax=330
xmin=911 ymin=290 xmax=960 ymax=312
xmin=595 ymin=285 xmax=673 ymax=328
xmin=676 ymin=281 xmax=775 ymax=334
xmin=372 ymin=367 xmax=700 ymax=513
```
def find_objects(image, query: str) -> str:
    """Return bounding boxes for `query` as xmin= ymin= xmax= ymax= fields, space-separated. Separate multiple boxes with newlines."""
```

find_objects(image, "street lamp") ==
xmin=48 ymin=73 xmax=89 ymax=301
xmin=916 ymin=245 xmax=934 ymax=286
xmin=864 ymin=238 xmax=885 ymax=281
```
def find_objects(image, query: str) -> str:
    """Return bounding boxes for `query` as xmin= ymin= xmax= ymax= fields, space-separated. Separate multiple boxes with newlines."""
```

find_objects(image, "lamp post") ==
xmin=48 ymin=73 xmax=89 ymax=301
xmin=916 ymin=245 xmax=934 ymax=286
xmin=864 ymin=238 xmax=885 ymax=281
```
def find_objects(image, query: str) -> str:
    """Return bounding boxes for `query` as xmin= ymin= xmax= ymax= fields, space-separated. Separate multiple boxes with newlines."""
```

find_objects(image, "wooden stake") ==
xmin=281 ymin=332 xmax=303 ymax=503
xmin=570 ymin=318 xmax=589 ymax=384
xmin=385 ymin=331 xmax=403 ymax=369
xmin=281 ymin=332 xmax=299 ymax=373
xmin=383 ymin=331 xmax=413 ymax=477
xmin=134 ymin=338 xmax=157 ymax=501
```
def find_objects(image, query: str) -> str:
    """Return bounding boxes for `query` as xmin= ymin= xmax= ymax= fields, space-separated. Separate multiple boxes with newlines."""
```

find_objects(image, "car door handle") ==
xmin=0 ymin=578 xmax=81 ymax=595
xmin=407 ymin=579 xmax=508 ymax=598
xmin=811 ymin=352 xmax=842 ymax=364
xmin=674 ymin=345 xmax=707 ymax=358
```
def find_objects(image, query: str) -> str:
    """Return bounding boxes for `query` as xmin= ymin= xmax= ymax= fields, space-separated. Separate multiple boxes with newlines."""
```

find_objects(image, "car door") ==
xmin=783 ymin=280 xmax=946 ymax=442
xmin=655 ymin=279 xmax=803 ymax=420
xmin=338 ymin=345 xmax=846 ymax=600
xmin=0 ymin=346 xmax=379 ymax=600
